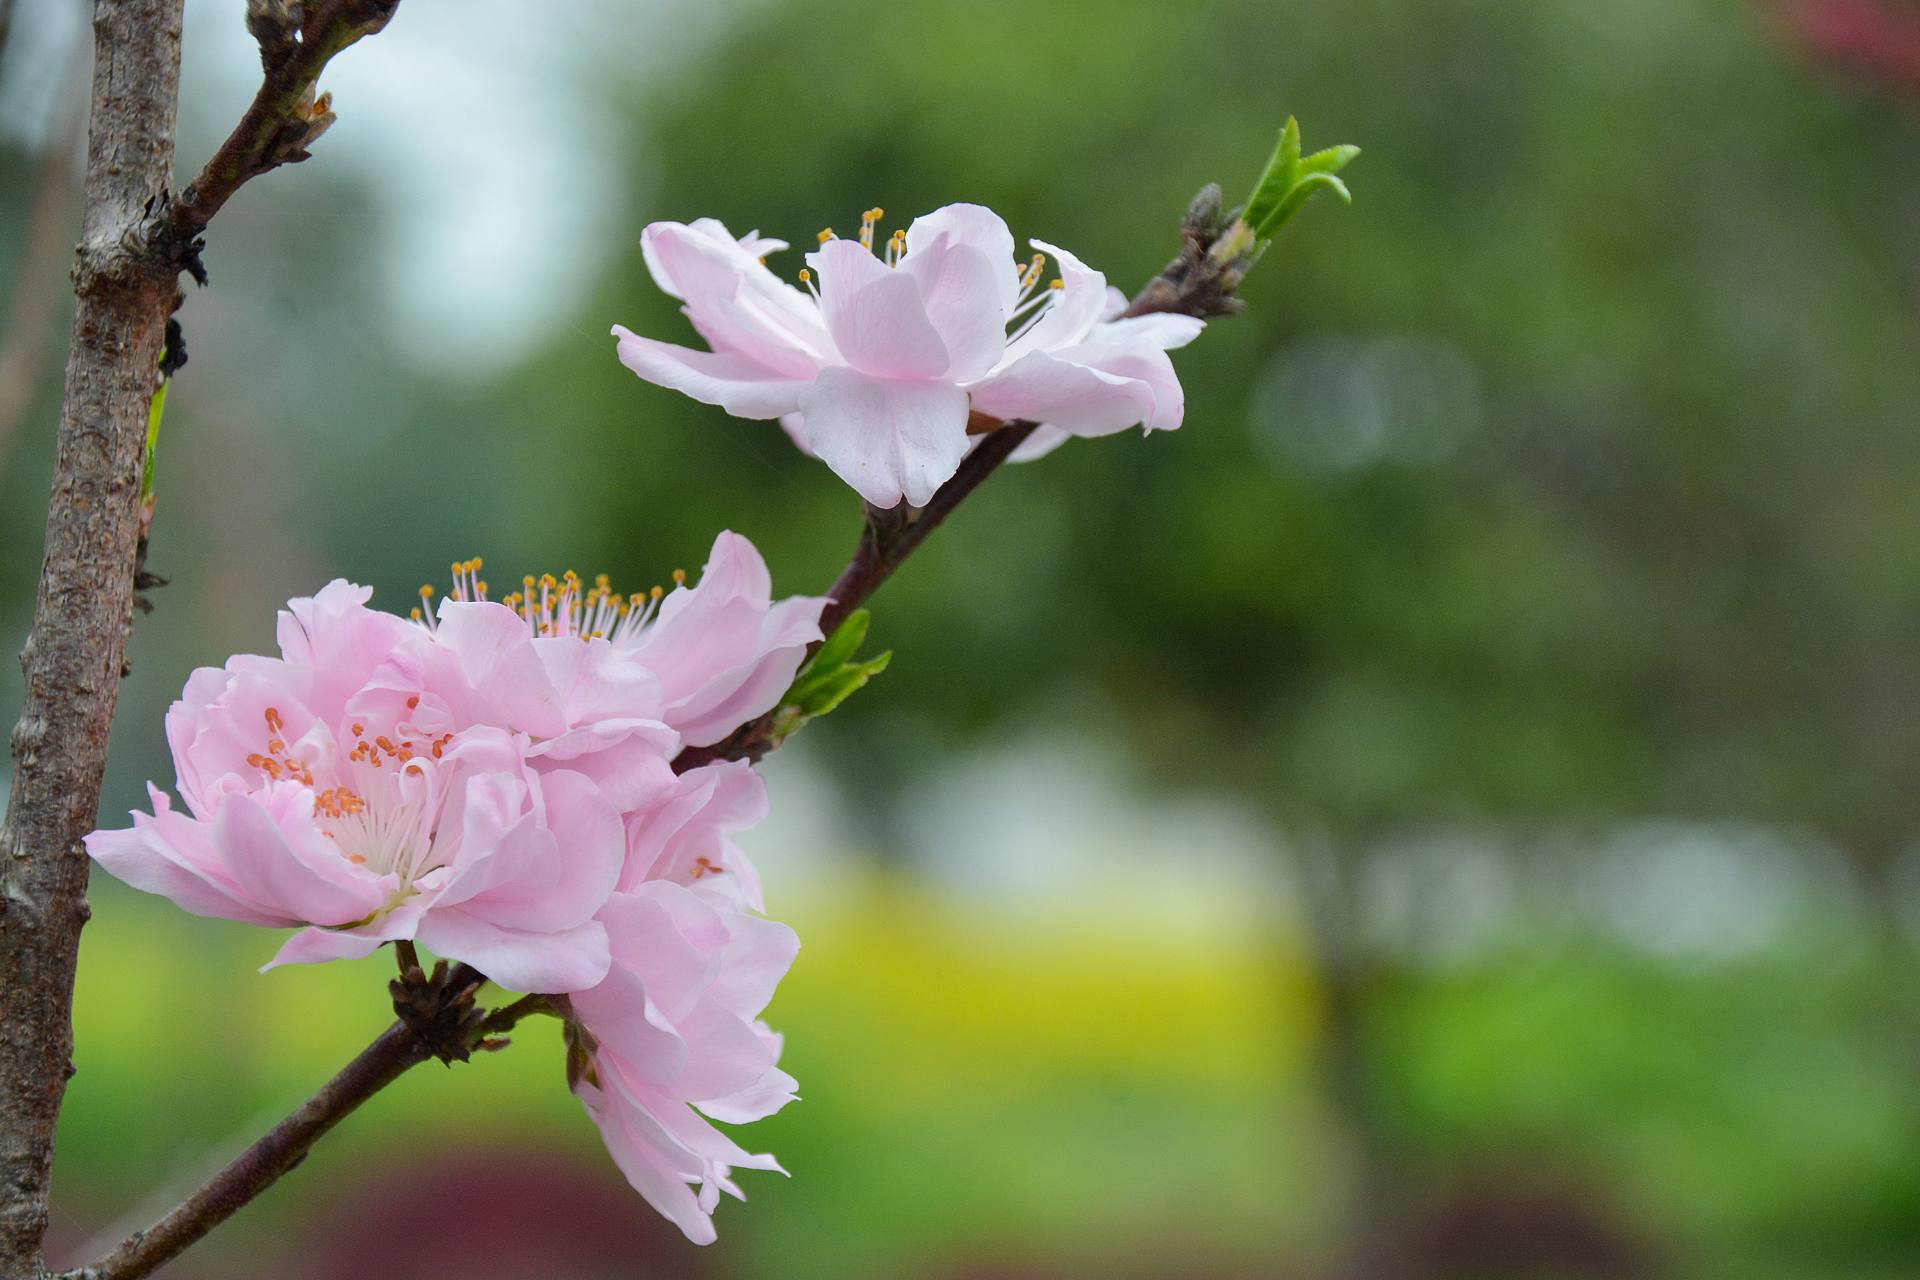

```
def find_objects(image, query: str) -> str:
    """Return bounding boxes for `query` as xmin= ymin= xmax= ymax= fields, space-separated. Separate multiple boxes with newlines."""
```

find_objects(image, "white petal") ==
xmin=967 ymin=349 xmax=1159 ymax=439
xmin=1000 ymin=238 xmax=1108 ymax=362
xmin=797 ymin=367 xmax=972 ymax=508
xmin=903 ymin=203 xmax=1020 ymax=311
xmin=613 ymin=327 xmax=810 ymax=420
xmin=808 ymin=241 xmax=948 ymax=379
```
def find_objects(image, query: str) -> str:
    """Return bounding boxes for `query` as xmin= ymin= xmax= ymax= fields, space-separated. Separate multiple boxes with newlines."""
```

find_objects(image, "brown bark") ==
xmin=0 ymin=4 xmax=184 ymax=1277
xmin=2 ymin=3 xmax=407 ymax=1275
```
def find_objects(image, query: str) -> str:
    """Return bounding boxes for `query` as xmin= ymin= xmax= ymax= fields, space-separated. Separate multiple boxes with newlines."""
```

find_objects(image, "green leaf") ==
xmin=800 ymin=608 xmax=870 ymax=688
xmin=768 ymin=609 xmax=893 ymax=749
xmin=140 ymin=376 xmax=169 ymax=502
xmin=1243 ymin=117 xmax=1303 ymax=234
xmin=1240 ymin=117 xmax=1359 ymax=244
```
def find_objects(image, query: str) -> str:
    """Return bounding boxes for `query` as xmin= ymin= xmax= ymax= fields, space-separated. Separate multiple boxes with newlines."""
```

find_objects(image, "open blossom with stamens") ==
xmin=85 ymin=532 xmax=823 ymax=993
xmin=613 ymin=204 xmax=1203 ymax=508
xmin=86 ymin=580 xmax=628 ymax=992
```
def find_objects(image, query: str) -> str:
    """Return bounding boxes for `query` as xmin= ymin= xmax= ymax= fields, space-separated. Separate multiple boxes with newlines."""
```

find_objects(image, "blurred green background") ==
xmin=5 ymin=0 xmax=1920 ymax=1275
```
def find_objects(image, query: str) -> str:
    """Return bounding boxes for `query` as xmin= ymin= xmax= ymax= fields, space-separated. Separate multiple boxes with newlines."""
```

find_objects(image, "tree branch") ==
xmin=0 ymin=5 xmax=406 ymax=1276
xmin=165 ymin=0 xmax=401 ymax=257
xmin=0 ymin=4 xmax=186 ymax=1274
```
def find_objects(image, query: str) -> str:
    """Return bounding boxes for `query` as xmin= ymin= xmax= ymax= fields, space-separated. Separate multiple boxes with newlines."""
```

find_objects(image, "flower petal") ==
xmin=967 ymin=348 xmax=1160 ymax=439
xmin=211 ymin=787 xmax=388 ymax=927
xmin=808 ymin=240 xmax=948 ymax=379
xmin=899 ymin=240 xmax=1010 ymax=381
xmin=797 ymin=366 xmax=972 ymax=507
xmin=576 ymin=1080 xmax=720 ymax=1245
xmin=260 ymin=901 xmax=427 ymax=972
xmin=903 ymin=203 xmax=1019 ymax=312
xmin=86 ymin=787 xmax=294 ymax=926
xmin=612 ymin=328 xmax=810 ymax=420
xmin=415 ymin=909 xmax=611 ymax=994
xmin=999 ymin=237 xmax=1108 ymax=363
xmin=1094 ymin=311 xmax=1206 ymax=351
xmin=1053 ymin=338 xmax=1188 ymax=432
xmin=639 ymin=219 xmax=832 ymax=371
xmin=427 ymin=600 xmax=568 ymax=737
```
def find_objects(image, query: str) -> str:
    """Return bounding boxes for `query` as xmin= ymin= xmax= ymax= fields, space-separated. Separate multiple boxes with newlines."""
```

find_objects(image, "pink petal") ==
xmin=666 ymin=595 xmax=822 ymax=748
xmin=1053 ymin=338 xmax=1187 ymax=431
xmin=797 ymin=366 xmax=972 ymax=508
xmin=903 ymin=203 xmax=1020 ymax=311
xmin=1001 ymin=237 xmax=1108 ymax=361
xmin=573 ymin=964 xmax=692 ymax=1084
xmin=698 ymin=1062 xmax=800 ymax=1126
xmin=533 ymin=634 xmax=663 ymax=726
xmin=899 ymin=239 xmax=1010 ymax=381
xmin=429 ymin=601 xmax=568 ymax=737
xmin=623 ymin=761 xmax=769 ymax=907
xmin=273 ymin=580 xmax=416 ymax=721
xmin=1094 ymin=312 xmax=1206 ymax=351
xmin=576 ymin=1080 xmax=719 ymax=1245
xmin=967 ymin=348 xmax=1161 ymax=438
xmin=262 ymin=925 xmax=389 ymax=969
xmin=622 ymin=532 xmax=823 ymax=748
xmin=526 ymin=719 xmax=679 ymax=811
xmin=415 ymin=909 xmax=611 ymax=994
xmin=612 ymin=327 xmax=810 ymax=419
xmin=476 ymin=768 xmax=625 ymax=934
xmin=260 ymin=901 xmax=426 ymax=971
xmin=808 ymin=240 xmax=949 ymax=379
xmin=639 ymin=220 xmax=833 ymax=371
xmin=707 ymin=911 xmax=799 ymax=1021
xmin=211 ymin=788 xmax=387 ymax=927
xmin=85 ymin=787 xmax=293 ymax=926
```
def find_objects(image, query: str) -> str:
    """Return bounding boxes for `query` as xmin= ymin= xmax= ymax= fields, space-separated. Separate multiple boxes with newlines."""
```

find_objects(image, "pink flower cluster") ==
xmin=87 ymin=532 xmax=820 ymax=1243
xmin=614 ymin=203 xmax=1201 ymax=507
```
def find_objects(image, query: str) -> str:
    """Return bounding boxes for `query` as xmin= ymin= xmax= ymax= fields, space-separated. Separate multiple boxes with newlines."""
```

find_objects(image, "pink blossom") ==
xmin=85 ymin=531 xmax=820 ymax=990
xmin=621 ymin=759 xmax=770 ymax=911
xmin=571 ymin=882 xmax=799 ymax=1245
xmin=88 ymin=580 xmax=629 ymax=992
xmin=613 ymin=205 xmax=1203 ymax=508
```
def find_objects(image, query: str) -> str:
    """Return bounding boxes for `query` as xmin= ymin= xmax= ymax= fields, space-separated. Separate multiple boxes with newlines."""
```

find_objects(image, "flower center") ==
xmin=795 ymin=206 xmax=1066 ymax=338
xmin=415 ymin=558 xmax=672 ymax=647
xmin=249 ymin=705 xmax=455 ymax=885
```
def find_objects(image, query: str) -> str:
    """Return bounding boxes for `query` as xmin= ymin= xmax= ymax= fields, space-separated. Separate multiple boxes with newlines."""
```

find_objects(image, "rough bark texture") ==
xmin=0 ymin=4 xmax=184 ymax=1277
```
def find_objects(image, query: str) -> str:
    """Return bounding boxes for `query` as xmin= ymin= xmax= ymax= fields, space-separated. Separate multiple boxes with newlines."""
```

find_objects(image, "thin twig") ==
xmin=165 ymin=0 xmax=402 ymax=257
xmin=61 ymin=970 xmax=551 ymax=1280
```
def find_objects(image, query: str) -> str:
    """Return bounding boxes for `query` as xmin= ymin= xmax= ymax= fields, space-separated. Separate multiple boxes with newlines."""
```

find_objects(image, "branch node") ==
xmin=387 ymin=959 xmax=485 ymax=1065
